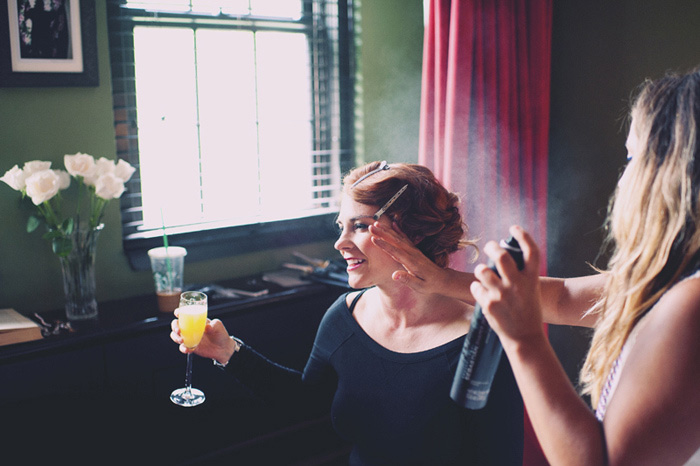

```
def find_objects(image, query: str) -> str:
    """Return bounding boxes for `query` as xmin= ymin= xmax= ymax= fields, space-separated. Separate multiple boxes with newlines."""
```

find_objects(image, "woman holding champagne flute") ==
xmin=171 ymin=161 xmax=525 ymax=465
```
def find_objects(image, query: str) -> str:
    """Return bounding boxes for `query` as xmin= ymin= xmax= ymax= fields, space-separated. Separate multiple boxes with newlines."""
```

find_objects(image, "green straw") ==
xmin=161 ymin=209 xmax=173 ymax=290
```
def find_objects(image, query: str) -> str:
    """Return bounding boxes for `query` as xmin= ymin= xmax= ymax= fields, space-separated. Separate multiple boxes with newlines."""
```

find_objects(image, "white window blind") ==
xmin=107 ymin=0 xmax=356 ymax=268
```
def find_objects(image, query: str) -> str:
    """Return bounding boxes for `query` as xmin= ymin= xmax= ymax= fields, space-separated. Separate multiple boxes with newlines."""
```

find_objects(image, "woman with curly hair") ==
xmin=171 ymin=161 xmax=525 ymax=465
xmin=371 ymin=68 xmax=700 ymax=465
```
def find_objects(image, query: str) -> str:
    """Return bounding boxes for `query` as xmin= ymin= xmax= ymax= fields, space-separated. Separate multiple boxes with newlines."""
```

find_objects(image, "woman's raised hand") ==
xmin=470 ymin=225 xmax=545 ymax=347
xmin=370 ymin=221 xmax=476 ymax=303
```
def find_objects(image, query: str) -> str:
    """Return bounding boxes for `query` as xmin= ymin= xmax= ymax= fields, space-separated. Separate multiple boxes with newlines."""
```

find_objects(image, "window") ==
xmin=107 ymin=0 xmax=357 ymax=270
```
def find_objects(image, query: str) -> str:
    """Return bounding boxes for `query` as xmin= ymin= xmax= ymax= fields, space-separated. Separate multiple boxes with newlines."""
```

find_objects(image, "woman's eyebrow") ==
xmin=352 ymin=215 xmax=375 ymax=222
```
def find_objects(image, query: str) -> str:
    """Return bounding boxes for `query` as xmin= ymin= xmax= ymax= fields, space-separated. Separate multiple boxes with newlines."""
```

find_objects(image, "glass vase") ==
xmin=59 ymin=224 xmax=104 ymax=321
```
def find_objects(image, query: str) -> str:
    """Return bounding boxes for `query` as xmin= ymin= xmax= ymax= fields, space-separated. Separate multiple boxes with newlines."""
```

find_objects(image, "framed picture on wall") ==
xmin=0 ymin=0 xmax=98 ymax=87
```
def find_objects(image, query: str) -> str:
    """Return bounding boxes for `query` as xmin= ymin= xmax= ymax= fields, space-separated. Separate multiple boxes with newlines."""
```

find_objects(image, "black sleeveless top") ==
xmin=227 ymin=290 xmax=524 ymax=465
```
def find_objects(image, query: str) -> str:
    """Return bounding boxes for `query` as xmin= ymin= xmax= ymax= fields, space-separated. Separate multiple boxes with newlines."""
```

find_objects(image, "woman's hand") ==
xmin=369 ymin=221 xmax=475 ymax=302
xmin=470 ymin=225 xmax=546 ymax=347
xmin=170 ymin=313 xmax=235 ymax=363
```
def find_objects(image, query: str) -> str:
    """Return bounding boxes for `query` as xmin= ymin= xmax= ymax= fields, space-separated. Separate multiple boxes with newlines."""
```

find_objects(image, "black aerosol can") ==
xmin=450 ymin=236 xmax=524 ymax=409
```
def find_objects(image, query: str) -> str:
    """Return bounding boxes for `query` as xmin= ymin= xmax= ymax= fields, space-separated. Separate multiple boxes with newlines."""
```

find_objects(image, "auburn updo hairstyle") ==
xmin=343 ymin=161 xmax=477 ymax=267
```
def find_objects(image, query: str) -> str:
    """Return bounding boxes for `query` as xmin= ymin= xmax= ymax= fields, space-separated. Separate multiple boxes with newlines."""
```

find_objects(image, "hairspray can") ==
xmin=450 ymin=236 xmax=524 ymax=409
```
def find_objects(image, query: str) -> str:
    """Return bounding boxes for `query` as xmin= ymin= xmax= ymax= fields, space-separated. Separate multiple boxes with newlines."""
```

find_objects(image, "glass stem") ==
xmin=184 ymin=352 xmax=193 ymax=395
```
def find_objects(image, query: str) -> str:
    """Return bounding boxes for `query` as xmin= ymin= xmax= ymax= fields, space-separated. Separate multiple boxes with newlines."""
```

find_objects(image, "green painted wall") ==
xmin=358 ymin=0 xmax=424 ymax=165
xmin=0 ymin=2 xmax=425 ymax=314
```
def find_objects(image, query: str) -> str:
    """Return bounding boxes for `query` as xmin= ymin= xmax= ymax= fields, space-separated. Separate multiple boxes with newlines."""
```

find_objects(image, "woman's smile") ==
xmin=344 ymin=257 xmax=366 ymax=272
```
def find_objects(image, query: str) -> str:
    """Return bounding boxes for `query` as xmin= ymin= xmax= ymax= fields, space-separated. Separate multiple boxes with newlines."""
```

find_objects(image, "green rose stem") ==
xmin=90 ymin=196 xmax=108 ymax=229
xmin=34 ymin=196 xmax=74 ymax=256
xmin=76 ymin=176 xmax=84 ymax=227
xmin=36 ymin=199 xmax=61 ymax=230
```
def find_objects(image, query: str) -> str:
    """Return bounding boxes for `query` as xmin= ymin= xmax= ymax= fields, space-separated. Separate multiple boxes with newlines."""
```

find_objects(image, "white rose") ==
xmin=64 ymin=153 xmax=96 ymax=179
xmin=114 ymin=159 xmax=136 ymax=182
xmin=94 ymin=173 xmax=125 ymax=200
xmin=1 ymin=165 xmax=25 ymax=191
xmin=85 ymin=157 xmax=116 ymax=186
xmin=54 ymin=170 xmax=71 ymax=190
xmin=23 ymin=161 xmax=52 ymax=177
xmin=2 ymin=161 xmax=53 ymax=192
xmin=25 ymin=170 xmax=62 ymax=205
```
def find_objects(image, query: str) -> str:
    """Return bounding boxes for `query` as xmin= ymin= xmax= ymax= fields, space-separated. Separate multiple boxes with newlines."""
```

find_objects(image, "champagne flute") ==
xmin=171 ymin=291 xmax=208 ymax=407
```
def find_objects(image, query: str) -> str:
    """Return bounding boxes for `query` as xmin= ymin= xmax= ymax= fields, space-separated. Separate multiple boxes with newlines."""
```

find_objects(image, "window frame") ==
xmin=106 ymin=0 xmax=356 ymax=270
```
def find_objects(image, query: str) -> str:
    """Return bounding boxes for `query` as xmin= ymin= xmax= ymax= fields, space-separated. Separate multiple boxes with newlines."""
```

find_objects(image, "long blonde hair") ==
xmin=580 ymin=68 xmax=700 ymax=405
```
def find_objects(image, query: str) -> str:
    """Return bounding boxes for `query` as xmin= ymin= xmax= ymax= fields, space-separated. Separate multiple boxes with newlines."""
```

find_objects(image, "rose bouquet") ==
xmin=1 ymin=153 xmax=136 ymax=321
xmin=1 ymin=152 xmax=136 ymax=256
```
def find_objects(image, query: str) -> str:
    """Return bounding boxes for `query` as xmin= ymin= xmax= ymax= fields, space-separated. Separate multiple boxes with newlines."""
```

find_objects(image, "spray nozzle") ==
xmin=487 ymin=236 xmax=525 ymax=276
xmin=499 ymin=236 xmax=524 ymax=270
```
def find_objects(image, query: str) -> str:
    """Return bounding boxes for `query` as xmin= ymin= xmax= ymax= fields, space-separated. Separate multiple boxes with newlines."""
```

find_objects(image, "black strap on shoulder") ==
xmin=348 ymin=288 xmax=369 ymax=312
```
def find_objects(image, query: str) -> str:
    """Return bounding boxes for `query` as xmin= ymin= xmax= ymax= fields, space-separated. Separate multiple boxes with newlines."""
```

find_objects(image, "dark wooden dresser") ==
xmin=1 ymin=273 xmax=352 ymax=465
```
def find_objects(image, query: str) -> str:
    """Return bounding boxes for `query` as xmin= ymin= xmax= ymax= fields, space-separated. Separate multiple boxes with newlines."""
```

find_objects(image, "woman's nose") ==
xmin=334 ymin=230 xmax=352 ymax=251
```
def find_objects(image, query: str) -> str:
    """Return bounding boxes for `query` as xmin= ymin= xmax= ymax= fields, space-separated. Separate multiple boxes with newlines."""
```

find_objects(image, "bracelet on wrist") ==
xmin=212 ymin=336 xmax=243 ymax=368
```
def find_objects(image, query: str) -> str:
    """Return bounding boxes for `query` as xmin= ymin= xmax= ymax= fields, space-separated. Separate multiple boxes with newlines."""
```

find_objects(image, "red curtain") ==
xmin=420 ymin=0 xmax=551 ymax=274
xmin=420 ymin=1 xmax=552 ymax=464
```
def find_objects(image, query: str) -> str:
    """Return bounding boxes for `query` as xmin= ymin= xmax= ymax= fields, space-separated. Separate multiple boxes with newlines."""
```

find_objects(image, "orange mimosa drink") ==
xmin=178 ymin=304 xmax=207 ymax=348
